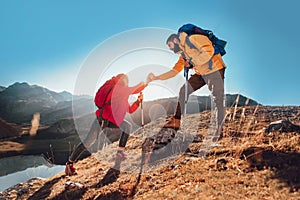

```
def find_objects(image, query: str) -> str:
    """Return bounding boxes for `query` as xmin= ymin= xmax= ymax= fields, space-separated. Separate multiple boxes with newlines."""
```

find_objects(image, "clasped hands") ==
xmin=146 ymin=72 xmax=157 ymax=84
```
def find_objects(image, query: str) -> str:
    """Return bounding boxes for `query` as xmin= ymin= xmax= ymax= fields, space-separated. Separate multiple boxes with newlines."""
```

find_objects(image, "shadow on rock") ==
xmin=95 ymin=191 xmax=125 ymax=200
xmin=28 ymin=177 xmax=61 ymax=200
xmin=51 ymin=187 xmax=87 ymax=200
xmin=241 ymin=147 xmax=300 ymax=191
xmin=142 ymin=127 xmax=196 ymax=165
xmin=96 ymin=167 xmax=120 ymax=188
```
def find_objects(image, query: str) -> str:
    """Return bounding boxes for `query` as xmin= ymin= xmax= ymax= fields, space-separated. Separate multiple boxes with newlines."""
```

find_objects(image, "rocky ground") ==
xmin=0 ymin=105 xmax=300 ymax=200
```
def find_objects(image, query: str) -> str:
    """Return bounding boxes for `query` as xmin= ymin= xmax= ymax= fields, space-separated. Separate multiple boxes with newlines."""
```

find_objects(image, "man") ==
xmin=65 ymin=73 xmax=147 ymax=175
xmin=148 ymin=30 xmax=227 ymax=139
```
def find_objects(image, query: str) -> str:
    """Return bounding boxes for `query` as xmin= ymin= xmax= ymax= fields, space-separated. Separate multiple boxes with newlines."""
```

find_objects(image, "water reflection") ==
xmin=0 ymin=155 xmax=64 ymax=192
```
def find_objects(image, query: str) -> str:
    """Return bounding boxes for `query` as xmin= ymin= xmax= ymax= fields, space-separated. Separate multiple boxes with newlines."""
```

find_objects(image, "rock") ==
xmin=265 ymin=120 xmax=300 ymax=134
xmin=142 ymin=127 xmax=194 ymax=165
xmin=65 ymin=181 xmax=84 ymax=190
xmin=216 ymin=158 xmax=228 ymax=171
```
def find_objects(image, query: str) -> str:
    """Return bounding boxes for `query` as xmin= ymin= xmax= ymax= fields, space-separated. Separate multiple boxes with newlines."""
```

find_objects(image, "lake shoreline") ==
xmin=0 ymin=155 xmax=66 ymax=192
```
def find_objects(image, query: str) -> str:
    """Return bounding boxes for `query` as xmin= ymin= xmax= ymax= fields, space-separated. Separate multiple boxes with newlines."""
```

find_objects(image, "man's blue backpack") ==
xmin=178 ymin=23 xmax=227 ymax=56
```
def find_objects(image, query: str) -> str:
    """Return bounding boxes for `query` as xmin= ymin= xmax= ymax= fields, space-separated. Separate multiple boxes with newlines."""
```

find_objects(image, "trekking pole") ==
xmin=183 ymin=67 xmax=189 ymax=141
xmin=140 ymin=92 xmax=144 ymax=137
xmin=184 ymin=67 xmax=189 ymax=117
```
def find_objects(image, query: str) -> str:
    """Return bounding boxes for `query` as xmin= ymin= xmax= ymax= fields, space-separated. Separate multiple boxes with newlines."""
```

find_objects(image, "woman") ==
xmin=65 ymin=73 xmax=147 ymax=175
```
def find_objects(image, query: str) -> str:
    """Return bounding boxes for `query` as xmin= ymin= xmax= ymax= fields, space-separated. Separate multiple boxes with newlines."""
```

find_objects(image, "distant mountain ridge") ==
xmin=2 ymin=82 xmax=72 ymax=102
xmin=0 ymin=82 xmax=91 ymax=125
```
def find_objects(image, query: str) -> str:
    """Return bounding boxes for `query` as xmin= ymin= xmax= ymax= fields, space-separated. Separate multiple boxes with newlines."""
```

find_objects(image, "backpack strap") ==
xmin=185 ymin=36 xmax=197 ymax=49
xmin=98 ymin=87 xmax=114 ymax=119
xmin=184 ymin=35 xmax=213 ymax=71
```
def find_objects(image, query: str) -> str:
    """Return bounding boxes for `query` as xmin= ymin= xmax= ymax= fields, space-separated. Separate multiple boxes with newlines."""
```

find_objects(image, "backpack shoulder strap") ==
xmin=185 ymin=35 xmax=197 ymax=49
xmin=97 ymin=83 xmax=115 ymax=119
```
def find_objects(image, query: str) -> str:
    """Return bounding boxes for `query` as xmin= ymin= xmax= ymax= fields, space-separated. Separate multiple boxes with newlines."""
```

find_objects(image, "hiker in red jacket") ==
xmin=65 ymin=73 xmax=147 ymax=176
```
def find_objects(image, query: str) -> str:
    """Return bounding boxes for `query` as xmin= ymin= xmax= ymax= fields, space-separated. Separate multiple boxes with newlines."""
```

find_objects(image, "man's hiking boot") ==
xmin=163 ymin=117 xmax=181 ymax=130
xmin=65 ymin=160 xmax=77 ymax=176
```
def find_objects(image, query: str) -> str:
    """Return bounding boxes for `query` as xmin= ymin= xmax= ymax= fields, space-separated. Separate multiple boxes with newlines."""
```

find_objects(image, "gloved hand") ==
xmin=184 ymin=59 xmax=193 ymax=69
xmin=137 ymin=92 xmax=143 ymax=103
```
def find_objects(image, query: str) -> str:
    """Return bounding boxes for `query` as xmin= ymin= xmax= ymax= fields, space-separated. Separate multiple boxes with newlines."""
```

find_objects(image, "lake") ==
xmin=0 ymin=155 xmax=64 ymax=192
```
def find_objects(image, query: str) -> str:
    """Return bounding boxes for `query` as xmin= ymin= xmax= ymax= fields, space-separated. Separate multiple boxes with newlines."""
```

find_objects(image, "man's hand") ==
xmin=184 ymin=59 xmax=193 ymax=69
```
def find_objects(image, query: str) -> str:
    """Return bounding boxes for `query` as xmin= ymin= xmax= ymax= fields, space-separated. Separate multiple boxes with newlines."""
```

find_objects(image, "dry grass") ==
xmin=1 ymin=105 xmax=300 ymax=200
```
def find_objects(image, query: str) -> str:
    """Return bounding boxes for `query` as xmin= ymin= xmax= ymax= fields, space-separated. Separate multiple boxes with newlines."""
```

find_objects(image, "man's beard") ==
xmin=173 ymin=43 xmax=181 ymax=54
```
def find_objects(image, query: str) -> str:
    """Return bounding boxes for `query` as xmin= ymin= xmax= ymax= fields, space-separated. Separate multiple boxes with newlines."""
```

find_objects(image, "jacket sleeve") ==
xmin=189 ymin=35 xmax=214 ymax=66
xmin=128 ymin=82 xmax=146 ymax=95
xmin=128 ymin=101 xmax=140 ymax=114
xmin=155 ymin=56 xmax=183 ymax=80
xmin=172 ymin=56 xmax=185 ymax=73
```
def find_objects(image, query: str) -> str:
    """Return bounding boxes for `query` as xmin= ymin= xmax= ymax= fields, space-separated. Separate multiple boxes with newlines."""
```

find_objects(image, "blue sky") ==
xmin=0 ymin=0 xmax=299 ymax=105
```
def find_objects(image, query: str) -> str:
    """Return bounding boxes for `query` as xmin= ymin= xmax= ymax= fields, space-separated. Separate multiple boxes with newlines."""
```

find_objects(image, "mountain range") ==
xmin=0 ymin=82 xmax=92 ymax=125
xmin=0 ymin=82 xmax=259 ymax=141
